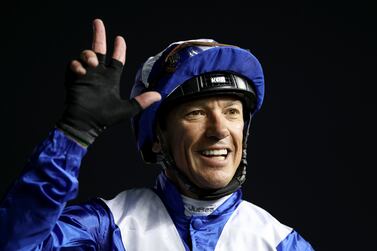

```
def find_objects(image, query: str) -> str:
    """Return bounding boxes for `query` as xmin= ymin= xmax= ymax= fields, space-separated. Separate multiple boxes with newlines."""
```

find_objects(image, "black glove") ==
xmin=57 ymin=53 xmax=142 ymax=146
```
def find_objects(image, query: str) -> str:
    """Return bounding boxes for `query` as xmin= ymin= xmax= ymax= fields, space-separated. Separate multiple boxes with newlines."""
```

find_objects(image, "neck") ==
xmin=164 ymin=168 xmax=239 ymax=201
xmin=181 ymin=193 xmax=232 ymax=216
xmin=165 ymin=168 xmax=197 ymax=198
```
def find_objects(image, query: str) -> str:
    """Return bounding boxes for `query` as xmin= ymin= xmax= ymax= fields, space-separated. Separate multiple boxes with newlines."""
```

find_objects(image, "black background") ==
xmin=1 ymin=1 xmax=376 ymax=250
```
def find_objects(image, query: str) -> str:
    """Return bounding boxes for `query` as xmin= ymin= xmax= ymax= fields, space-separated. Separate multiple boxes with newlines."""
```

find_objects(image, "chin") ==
xmin=195 ymin=172 xmax=233 ymax=190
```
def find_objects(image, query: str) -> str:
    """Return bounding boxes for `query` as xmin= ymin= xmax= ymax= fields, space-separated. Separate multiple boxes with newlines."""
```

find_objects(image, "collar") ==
xmin=153 ymin=172 xmax=243 ymax=250
xmin=153 ymin=171 xmax=243 ymax=219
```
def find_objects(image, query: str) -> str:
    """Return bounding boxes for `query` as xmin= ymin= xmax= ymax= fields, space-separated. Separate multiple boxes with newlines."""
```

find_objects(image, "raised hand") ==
xmin=58 ymin=19 xmax=161 ymax=146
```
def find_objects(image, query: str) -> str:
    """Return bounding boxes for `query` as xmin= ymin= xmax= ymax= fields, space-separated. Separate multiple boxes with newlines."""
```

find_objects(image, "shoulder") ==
xmin=100 ymin=188 xmax=165 ymax=225
xmin=215 ymin=200 xmax=315 ymax=250
xmin=101 ymin=188 xmax=158 ymax=208
xmin=222 ymin=201 xmax=292 ymax=248
xmin=236 ymin=200 xmax=292 ymax=233
xmin=235 ymin=201 xmax=314 ymax=250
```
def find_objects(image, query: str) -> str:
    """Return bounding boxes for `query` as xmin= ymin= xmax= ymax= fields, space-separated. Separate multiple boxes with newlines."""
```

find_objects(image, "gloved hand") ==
xmin=57 ymin=19 xmax=160 ymax=146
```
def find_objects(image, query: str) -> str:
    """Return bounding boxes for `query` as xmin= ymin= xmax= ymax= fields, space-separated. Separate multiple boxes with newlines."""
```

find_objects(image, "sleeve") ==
xmin=277 ymin=230 xmax=315 ymax=251
xmin=0 ymin=129 xmax=120 ymax=250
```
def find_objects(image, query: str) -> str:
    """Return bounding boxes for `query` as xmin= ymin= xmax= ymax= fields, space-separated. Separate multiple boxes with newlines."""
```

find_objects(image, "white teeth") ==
xmin=201 ymin=149 xmax=228 ymax=156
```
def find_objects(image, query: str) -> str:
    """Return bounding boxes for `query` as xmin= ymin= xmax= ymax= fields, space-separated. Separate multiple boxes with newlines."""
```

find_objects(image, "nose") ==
xmin=205 ymin=111 xmax=230 ymax=140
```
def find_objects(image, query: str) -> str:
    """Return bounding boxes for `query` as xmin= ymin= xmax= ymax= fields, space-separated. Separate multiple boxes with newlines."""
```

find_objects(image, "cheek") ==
xmin=232 ymin=123 xmax=245 ymax=158
xmin=176 ymin=127 xmax=201 ymax=168
xmin=233 ymin=122 xmax=244 ymax=143
xmin=180 ymin=127 xmax=202 ymax=157
xmin=166 ymin=125 xmax=199 ymax=163
xmin=167 ymin=129 xmax=184 ymax=156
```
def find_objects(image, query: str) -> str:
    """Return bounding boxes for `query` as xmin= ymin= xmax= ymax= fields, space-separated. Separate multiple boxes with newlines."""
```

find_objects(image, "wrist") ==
xmin=56 ymin=123 xmax=92 ymax=148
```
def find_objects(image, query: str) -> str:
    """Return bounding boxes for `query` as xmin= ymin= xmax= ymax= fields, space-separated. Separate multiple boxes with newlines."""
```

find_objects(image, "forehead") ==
xmin=157 ymin=95 xmax=244 ymax=127
xmin=173 ymin=95 xmax=243 ymax=111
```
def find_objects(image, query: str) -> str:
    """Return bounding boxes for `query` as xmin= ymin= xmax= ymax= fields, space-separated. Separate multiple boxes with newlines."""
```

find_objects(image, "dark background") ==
xmin=1 ymin=2 xmax=376 ymax=250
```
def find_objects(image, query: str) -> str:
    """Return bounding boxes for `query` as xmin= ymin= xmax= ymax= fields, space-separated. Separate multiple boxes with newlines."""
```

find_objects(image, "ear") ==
xmin=152 ymin=140 xmax=162 ymax=153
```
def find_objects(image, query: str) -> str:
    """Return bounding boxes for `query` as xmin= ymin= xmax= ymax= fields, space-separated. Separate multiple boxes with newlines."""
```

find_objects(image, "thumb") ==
xmin=134 ymin=91 xmax=162 ymax=109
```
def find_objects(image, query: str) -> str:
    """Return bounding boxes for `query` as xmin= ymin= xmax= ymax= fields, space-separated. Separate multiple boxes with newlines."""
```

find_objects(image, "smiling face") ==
xmin=159 ymin=96 xmax=244 ymax=191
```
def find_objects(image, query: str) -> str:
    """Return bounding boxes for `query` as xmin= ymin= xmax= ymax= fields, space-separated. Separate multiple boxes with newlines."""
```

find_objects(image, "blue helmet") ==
xmin=130 ymin=39 xmax=265 ymax=165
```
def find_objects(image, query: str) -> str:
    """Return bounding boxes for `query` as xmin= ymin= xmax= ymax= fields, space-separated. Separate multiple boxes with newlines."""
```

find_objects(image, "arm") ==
xmin=277 ymin=230 xmax=315 ymax=251
xmin=0 ymin=129 xmax=88 ymax=250
xmin=0 ymin=130 xmax=123 ymax=250
xmin=0 ymin=19 xmax=160 ymax=250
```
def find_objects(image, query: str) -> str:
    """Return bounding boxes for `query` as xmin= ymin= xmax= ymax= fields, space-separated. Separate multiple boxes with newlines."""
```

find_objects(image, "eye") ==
xmin=228 ymin=108 xmax=239 ymax=114
xmin=225 ymin=108 xmax=241 ymax=118
xmin=185 ymin=109 xmax=206 ymax=119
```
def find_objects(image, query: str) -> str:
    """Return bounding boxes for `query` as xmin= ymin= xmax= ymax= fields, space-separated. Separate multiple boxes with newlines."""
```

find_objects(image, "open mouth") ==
xmin=200 ymin=149 xmax=229 ymax=160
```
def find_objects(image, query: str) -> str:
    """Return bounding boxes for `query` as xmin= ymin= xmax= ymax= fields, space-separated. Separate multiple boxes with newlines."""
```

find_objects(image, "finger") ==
xmin=112 ymin=36 xmax=126 ymax=65
xmin=92 ymin=19 xmax=106 ymax=54
xmin=80 ymin=50 xmax=99 ymax=67
xmin=70 ymin=60 xmax=86 ymax=75
xmin=134 ymin=91 xmax=162 ymax=109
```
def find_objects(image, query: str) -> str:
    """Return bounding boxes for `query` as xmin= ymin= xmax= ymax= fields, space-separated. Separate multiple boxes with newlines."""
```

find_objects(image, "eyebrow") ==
xmin=224 ymin=100 xmax=242 ymax=106
xmin=192 ymin=97 xmax=241 ymax=105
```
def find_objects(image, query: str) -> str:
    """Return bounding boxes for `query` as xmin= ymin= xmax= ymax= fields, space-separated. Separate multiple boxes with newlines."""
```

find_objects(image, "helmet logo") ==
xmin=201 ymin=73 xmax=231 ymax=89
xmin=210 ymin=76 xmax=226 ymax=83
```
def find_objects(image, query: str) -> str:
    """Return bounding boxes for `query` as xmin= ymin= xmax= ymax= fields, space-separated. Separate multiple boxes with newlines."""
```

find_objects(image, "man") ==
xmin=0 ymin=19 xmax=314 ymax=250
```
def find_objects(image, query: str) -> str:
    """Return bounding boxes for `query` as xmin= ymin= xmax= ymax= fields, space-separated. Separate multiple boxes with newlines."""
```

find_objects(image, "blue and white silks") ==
xmin=0 ymin=129 xmax=314 ymax=250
